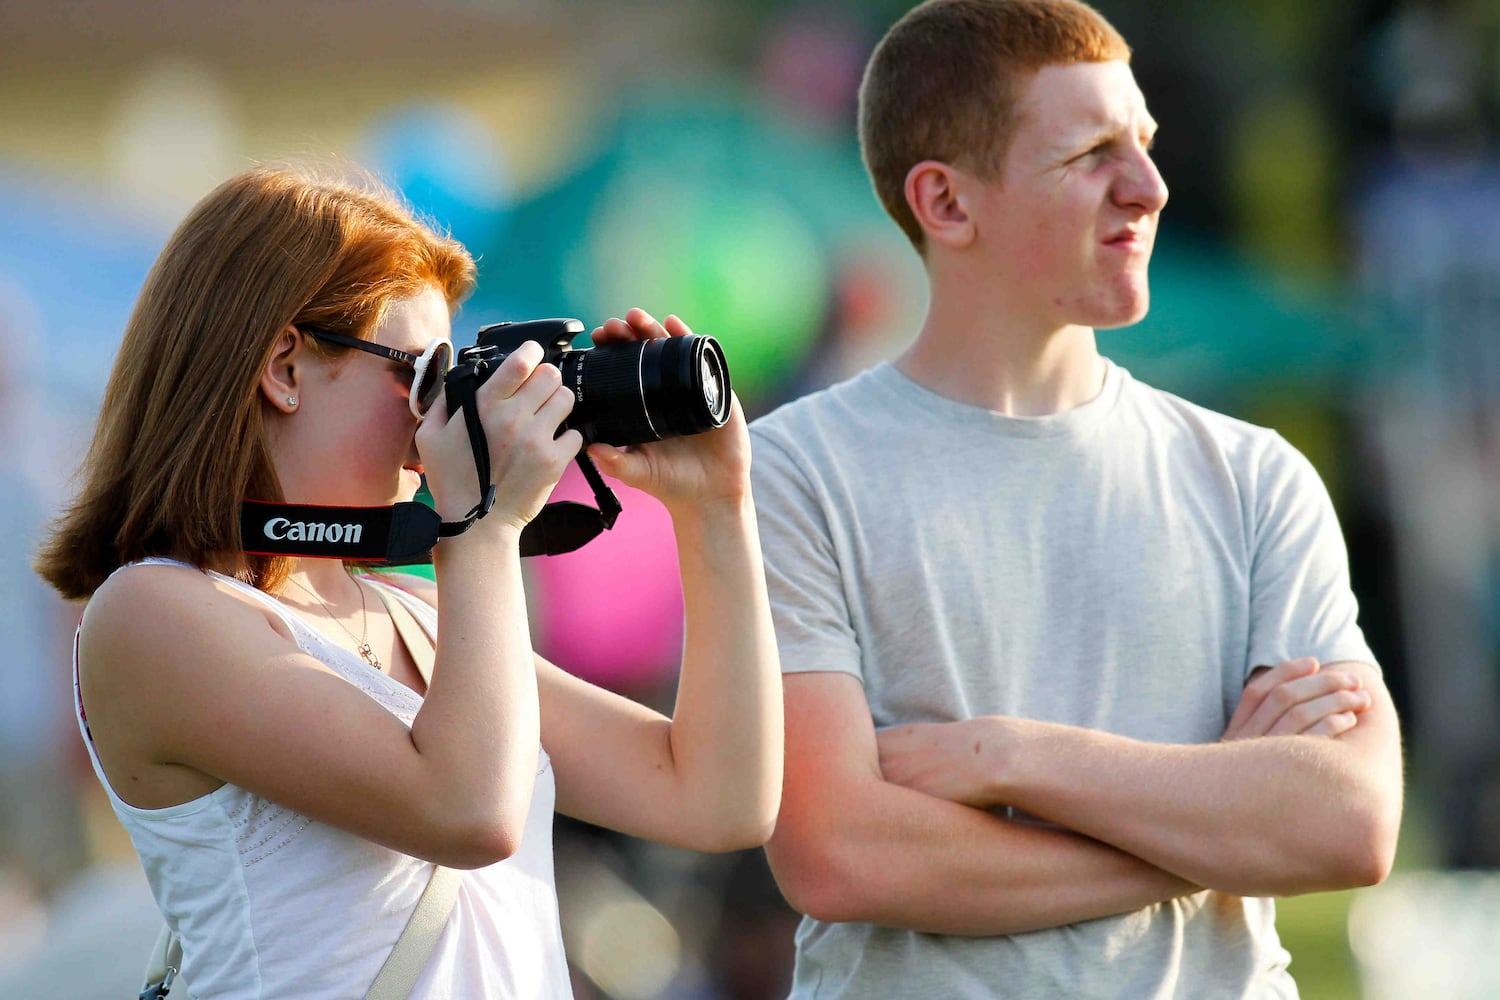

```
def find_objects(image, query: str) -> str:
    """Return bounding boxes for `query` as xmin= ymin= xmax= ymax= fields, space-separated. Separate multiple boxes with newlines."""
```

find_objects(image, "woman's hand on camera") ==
xmin=585 ymin=309 xmax=751 ymax=512
xmin=416 ymin=340 xmax=582 ymax=532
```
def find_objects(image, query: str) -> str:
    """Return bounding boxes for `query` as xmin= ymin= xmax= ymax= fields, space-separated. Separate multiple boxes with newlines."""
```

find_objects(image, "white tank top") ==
xmin=74 ymin=558 xmax=572 ymax=999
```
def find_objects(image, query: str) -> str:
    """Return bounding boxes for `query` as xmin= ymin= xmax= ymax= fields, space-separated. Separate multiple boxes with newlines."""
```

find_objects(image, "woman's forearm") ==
xmin=664 ymin=494 xmax=783 ymax=847
xmin=410 ymin=525 xmax=541 ymax=857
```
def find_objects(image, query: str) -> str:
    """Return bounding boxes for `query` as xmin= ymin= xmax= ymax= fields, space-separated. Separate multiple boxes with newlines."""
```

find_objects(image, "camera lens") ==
xmin=559 ymin=334 xmax=732 ymax=446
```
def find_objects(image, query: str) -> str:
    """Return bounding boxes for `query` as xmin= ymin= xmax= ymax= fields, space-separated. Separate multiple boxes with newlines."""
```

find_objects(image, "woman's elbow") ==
xmin=683 ymin=805 xmax=780 ymax=854
xmin=430 ymin=825 xmax=520 ymax=870
xmin=684 ymin=778 xmax=782 ymax=853
xmin=427 ymin=801 xmax=531 ymax=869
xmin=725 ymin=812 xmax=779 ymax=853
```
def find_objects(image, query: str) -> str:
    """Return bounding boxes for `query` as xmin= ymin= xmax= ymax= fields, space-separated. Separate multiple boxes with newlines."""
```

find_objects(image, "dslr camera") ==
xmin=445 ymin=318 xmax=732 ymax=446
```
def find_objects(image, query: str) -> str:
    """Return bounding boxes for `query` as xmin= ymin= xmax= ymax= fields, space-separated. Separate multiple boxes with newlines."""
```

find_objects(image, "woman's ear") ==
xmin=260 ymin=325 xmax=303 ymax=414
xmin=905 ymin=160 xmax=975 ymax=249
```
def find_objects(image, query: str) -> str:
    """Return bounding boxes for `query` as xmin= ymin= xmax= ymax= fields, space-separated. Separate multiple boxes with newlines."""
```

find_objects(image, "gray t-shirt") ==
xmin=749 ymin=359 xmax=1375 ymax=999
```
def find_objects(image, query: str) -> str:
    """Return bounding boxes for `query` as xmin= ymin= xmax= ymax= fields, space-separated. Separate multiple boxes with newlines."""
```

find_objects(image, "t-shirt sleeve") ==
xmin=748 ymin=426 xmax=864 ymax=679
xmin=1244 ymin=433 xmax=1378 ymax=678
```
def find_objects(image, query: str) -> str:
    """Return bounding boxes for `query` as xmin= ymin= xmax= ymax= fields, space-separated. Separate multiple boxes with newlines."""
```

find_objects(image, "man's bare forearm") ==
xmin=770 ymin=672 xmax=1200 ymax=936
xmin=983 ymin=665 xmax=1402 ymax=896
xmin=770 ymin=773 xmax=1199 ymax=935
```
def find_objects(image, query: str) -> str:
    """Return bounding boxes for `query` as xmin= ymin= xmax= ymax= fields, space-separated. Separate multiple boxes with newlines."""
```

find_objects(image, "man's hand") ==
xmin=1222 ymin=657 xmax=1372 ymax=741
xmin=877 ymin=656 xmax=1375 ymax=809
xmin=876 ymin=716 xmax=1011 ymax=808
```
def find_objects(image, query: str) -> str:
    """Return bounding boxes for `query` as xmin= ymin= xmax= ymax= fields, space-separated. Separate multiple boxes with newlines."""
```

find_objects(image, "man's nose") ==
xmin=1117 ymin=148 xmax=1169 ymax=214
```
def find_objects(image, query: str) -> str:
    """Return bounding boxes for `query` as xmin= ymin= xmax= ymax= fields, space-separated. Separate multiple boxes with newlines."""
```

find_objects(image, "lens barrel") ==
xmin=558 ymin=334 xmax=732 ymax=446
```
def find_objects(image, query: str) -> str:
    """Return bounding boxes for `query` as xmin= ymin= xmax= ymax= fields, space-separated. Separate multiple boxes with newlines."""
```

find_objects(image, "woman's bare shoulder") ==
xmin=88 ymin=561 xmax=267 ymax=621
xmin=81 ymin=562 xmax=294 ymax=678
xmin=77 ymin=562 xmax=307 ymax=803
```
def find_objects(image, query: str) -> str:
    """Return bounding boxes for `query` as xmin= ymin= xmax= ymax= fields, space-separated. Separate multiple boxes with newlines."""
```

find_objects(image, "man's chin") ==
xmin=1094 ymin=287 xmax=1151 ymax=330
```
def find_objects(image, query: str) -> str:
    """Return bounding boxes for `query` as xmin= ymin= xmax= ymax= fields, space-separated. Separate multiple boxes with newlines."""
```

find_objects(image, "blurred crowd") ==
xmin=0 ymin=0 xmax=1497 ymax=996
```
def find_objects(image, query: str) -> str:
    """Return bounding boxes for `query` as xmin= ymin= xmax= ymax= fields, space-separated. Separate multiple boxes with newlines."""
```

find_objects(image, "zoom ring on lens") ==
xmin=562 ymin=344 xmax=657 ymax=446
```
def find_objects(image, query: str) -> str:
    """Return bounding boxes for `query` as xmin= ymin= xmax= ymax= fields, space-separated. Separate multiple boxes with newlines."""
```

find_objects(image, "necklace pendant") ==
xmin=357 ymin=642 xmax=381 ymax=670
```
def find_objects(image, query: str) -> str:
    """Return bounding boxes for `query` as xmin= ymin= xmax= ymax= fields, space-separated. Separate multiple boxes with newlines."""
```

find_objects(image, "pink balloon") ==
xmin=529 ymin=461 xmax=684 ymax=692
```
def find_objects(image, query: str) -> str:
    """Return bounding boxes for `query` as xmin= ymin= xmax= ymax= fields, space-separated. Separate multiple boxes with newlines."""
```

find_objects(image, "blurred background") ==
xmin=0 ymin=0 xmax=1497 ymax=996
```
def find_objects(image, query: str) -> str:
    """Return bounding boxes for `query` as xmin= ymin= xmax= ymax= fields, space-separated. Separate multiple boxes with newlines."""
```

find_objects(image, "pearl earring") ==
xmin=287 ymin=395 xmax=298 ymax=407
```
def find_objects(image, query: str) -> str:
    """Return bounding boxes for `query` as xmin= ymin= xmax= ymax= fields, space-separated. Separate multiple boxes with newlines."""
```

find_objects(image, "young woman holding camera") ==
xmin=34 ymin=163 xmax=782 ymax=998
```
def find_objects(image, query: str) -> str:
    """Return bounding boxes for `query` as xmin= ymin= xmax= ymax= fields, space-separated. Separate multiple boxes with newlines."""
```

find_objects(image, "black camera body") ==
xmin=445 ymin=318 xmax=732 ymax=447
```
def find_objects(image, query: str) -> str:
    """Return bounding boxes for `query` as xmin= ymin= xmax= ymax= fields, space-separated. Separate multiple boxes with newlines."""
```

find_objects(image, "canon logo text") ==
xmin=263 ymin=517 xmax=364 ymax=545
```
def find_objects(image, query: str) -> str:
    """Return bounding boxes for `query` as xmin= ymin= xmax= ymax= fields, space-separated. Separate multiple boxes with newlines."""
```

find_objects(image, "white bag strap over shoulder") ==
xmin=140 ymin=582 xmax=455 ymax=999
xmin=139 ymin=865 xmax=459 ymax=999
xmin=369 ymin=580 xmax=436 ymax=685
xmin=362 ymin=864 xmax=461 ymax=999
xmin=364 ymin=576 xmax=456 ymax=1000
xmin=139 ymin=925 xmax=181 ymax=999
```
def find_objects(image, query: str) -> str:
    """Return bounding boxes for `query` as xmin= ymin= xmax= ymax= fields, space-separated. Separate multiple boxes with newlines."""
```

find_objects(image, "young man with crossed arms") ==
xmin=748 ymin=1 xmax=1403 ymax=996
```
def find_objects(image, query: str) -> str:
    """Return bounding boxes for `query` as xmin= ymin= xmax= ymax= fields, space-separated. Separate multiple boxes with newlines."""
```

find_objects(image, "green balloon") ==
xmin=584 ymin=179 xmax=827 ymax=402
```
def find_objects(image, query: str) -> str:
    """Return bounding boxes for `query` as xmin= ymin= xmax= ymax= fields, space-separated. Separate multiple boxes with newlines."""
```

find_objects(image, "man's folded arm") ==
xmin=766 ymin=670 xmax=1199 ymax=936
xmin=878 ymin=660 xmax=1403 ymax=898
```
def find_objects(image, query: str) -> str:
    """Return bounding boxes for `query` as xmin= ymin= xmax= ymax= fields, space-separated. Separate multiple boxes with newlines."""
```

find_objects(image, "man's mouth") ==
xmin=1104 ymin=217 xmax=1158 ymax=248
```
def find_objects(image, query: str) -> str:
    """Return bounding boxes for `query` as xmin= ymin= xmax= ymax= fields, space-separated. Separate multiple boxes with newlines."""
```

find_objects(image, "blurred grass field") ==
xmin=1278 ymin=792 xmax=1444 ymax=1000
xmin=1279 ymin=888 xmax=1361 ymax=1000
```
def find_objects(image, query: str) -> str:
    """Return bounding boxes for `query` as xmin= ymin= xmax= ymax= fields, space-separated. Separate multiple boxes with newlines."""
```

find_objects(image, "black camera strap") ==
xmin=241 ymin=455 xmax=621 ymax=564
xmin=241 ymin=453 xmax=621 ymax=564
xmin=524 ymin=450 xmax=621 ymax=556
xmin=443 ymin=358 xmax=499 ymax=533
xmin=239 ymin=348 xmax=625 ymax=563
xmin=241 ymin=371 xmax=622 ymax=564
xmin=241 ymin=499 xmax=447 ymax=564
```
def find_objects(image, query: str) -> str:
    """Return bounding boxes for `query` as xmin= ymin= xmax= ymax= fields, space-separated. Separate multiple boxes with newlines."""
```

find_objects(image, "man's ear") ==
xmin=905 ymin=160 xmax=974 ymax=249
xmin=260 ymin=325 xmax=303 ymax=414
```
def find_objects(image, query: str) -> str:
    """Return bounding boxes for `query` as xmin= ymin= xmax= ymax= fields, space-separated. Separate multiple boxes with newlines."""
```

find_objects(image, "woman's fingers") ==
xmin=592 ymin=308 xmax=687 ymax=346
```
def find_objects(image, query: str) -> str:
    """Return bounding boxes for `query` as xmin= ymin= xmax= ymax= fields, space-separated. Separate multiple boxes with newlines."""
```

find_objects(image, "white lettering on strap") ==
xmin=262 ymin=517 xmax=363 ymax=545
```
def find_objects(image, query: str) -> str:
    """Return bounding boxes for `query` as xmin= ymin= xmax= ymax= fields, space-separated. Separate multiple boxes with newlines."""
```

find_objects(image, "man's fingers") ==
xmin=1226 ymin=657 xmax=1318 ymax=734
xmin=1241 ymin=667 xmax=1359 ymax=736
xmin=1301 ymin=711 xmax=1360 ymax=738
xmin=1267 ymin=687 xmax=1373 ymax=736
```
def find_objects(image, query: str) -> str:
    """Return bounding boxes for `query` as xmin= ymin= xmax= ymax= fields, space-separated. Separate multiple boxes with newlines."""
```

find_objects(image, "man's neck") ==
xmin=896 ymin=305 xmax=1107 ymax=417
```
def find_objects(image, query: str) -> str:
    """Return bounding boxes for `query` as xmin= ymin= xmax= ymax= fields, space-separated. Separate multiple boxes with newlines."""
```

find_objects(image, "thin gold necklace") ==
xmin=287 ymin=573 xmax=382 ymax=671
